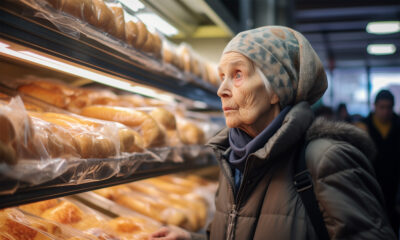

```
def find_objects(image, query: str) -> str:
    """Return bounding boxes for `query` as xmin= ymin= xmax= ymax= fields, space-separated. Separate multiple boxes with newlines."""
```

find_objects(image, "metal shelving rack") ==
xmin=0 ymin=1 xmax=221 ymax=110
xmin=0 ymin=1 xmax=219 ymax=209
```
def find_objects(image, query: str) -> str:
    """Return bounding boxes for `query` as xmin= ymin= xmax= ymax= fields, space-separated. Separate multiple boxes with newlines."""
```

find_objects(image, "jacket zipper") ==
xmin=226 ymin=204 xmax=238 ymax=240
xmin=218 ymin=151 xmax=251 ymax=240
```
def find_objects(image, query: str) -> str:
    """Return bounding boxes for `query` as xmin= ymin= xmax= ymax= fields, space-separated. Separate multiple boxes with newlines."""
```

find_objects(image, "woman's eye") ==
xmin=235 ymin=71 xmax=242 ymax=79
xmin=220 ymin=74 xmax=225 ymax=81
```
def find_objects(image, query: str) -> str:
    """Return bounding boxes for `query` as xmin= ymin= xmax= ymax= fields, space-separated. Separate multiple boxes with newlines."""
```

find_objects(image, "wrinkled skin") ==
xmin=217 ymin=52 xmax=280 ymax=137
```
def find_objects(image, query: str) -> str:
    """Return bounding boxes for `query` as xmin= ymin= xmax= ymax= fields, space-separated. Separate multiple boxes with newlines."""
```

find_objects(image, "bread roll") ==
xmin=87 ymin=0 xmax=117 ymax=36
xmin=134 ymin=21 xmax=148 ymax=49
xmin=19 ymin=199 xmax=59 ymax=216
xmin=177 ymin=121 xmax=205 ymax=145
xmin=0 ymin=209 xmax=50 ymax=240
xmin=177 ymin=45 xmax=192 ymax=73
xmin=0 ymin=113 xmax=15 ymax=145
xmin=142 ymin=178 xmax=191 ymax=195
xmin=108 ymin=216 xmax=159 ymax=239
xmin=93 ymin=185 xmax=131 ymax=200
xmin=125 ymin=21 xmax=138 ymax=48
xmin=0 ymin=141 xmax=17 ymax=165
xmin=150 ymin=107 xmax=176 ymax=130
xmin=41 ymin=201 xmax=83 ymax=225
xmin=109 ymin=4 xmax=126 ymax=40
xmin=80 ymin=106 xmax=166 ymax=148
xmin=205 ymin=63 xmax=220 ymax=86
xmin=191 ymin=57 xmax=201 ymax=77
xmin=18 ymin=84 xmax=69 ymax=108
xmin=118 ymin=95 xmax=144 ymax=107
xmin=152 ymin=33 xmax=162 ymax=58
xmin=141 ymin=31 xmax=154 ymax=53
xmin=118 ymin=128 xmax=143 ymax=152
xmin=29 ymin=116 xmax=79 ymax=159
xmin=30 ymin=112 xmax=120 ymax=158
xmin=62 ymin=0 xmax=95 ymax=22
xmin=162 ymin=45 xmax=174 ymax=64
xmin=114 ymin=193 xmax=187 ymax=227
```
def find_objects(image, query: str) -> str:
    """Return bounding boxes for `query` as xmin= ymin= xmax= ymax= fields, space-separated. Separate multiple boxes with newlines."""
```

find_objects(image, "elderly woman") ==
xmin=150 ymin=26 xmax=395 ymax=240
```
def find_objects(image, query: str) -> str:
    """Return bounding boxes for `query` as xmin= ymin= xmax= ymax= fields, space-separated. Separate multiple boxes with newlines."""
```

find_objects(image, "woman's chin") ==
xmin=225 ymin=119 xmax=240 ymax=129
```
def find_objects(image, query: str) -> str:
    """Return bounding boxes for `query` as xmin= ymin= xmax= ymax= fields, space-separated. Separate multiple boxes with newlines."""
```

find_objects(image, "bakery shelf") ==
xmin=0 ymin=1 xmax=221 ymax=110
xmin=0 ymin=146 xmax=217 ymax=209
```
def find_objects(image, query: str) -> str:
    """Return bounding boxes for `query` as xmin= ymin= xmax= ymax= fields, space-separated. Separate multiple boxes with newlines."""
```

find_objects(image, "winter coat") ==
xmin=204 ymin=102 xmax=395 ymax=240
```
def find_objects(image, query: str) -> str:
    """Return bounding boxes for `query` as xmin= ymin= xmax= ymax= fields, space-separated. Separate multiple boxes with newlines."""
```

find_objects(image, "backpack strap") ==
xmin=293 ymin=143 xmax=330 ymax=240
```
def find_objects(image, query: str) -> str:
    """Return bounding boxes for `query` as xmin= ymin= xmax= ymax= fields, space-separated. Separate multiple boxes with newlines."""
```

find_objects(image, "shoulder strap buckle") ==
xmin=294 ymin=170 xmax=313 ymax=192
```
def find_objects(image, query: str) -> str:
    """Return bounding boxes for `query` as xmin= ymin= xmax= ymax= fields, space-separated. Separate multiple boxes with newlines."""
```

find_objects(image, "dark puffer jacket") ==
xmin=203 ymin=102 xmax=395 ymax=240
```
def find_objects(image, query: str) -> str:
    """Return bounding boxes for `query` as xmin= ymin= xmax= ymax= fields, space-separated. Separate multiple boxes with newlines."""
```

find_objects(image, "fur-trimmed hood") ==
xmin=306 ymin=117 xmax=376 ymax=160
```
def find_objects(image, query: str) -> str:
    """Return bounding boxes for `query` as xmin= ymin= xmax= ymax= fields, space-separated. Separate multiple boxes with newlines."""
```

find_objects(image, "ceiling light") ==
xmin=119 ymin=0 xmax=145 ymax=12
xmin=136 ymin=13 xmax=179 ymax=36
xmin=367 ymin=44 xmax=396 ymax=55
xmin=366 ymin=21 xmax=400 ymax=35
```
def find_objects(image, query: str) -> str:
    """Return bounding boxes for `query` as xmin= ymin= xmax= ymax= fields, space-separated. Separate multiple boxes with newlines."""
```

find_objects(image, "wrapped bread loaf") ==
xmin=125 ymin=20 xmax=138 ymax=48
xmin=134 ymin=21 xmax=148 ymax=49
xmin=29 ymin=112 xmax=117 ymax=158
xmin=80 ymin=105 xmax=166 ymax=148
xmin=0 ymin=113 xmax=17 ymax=164
xmin=149 ymin=107 xmax=176 ymax=130
xmin=19 ymin=199 xmax=60 ymax=216
xmin=88 ymin=0 xmax=117 ymax=36
xmin=152 ymin=33 xmax=162 ymax=58
xmin=141 ymin=31 xmax=154 ymax=53
xmin=46 ymin=0 xmax=95 ymax=23
xmin=150 ymin=107 xmax=180 ymax=146
xmin=177 ymin=45 xmax=192 ymax=73
xmin=0 ymin=208 xmax=54 ymax=240
xmin=177 ymin=121 xmax=205 ymax=145
xmin=109 ymin=4 xmax=126 ymax=40
xmin=108 ymin=216 xmax=160 ymax=240
xmin=18 ymin=82 xmax=70 ymax=108
xmin=205 ymin=63 xmax=220 ymax=87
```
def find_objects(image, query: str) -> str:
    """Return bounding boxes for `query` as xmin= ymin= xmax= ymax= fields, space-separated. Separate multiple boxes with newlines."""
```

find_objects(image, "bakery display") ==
xmin=17 ymin=198 xmax=163 ymax=240
xmin=93 ymin=174 xmax=212 ymax=232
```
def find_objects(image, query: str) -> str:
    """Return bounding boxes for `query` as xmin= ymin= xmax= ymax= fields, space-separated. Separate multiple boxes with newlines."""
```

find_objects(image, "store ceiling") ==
xmin=293 ymin=0 xmax=400 ymax=69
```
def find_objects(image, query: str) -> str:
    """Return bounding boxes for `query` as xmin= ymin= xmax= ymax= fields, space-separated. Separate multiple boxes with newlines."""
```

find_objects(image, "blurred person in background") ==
xmin=357 ymin=89 xmax=400 ymax=235
xmin=335 ymin=102 xmax=351 ymax=123
xmin=314 ymin=105 xmax=334 ymax=120
xmin=150 ymin=26 xmax=395 ymax=240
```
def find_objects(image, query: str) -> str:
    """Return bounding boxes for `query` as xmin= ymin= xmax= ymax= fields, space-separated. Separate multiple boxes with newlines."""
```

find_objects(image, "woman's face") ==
xmin=218 ymin=52 xmax=279 ymax=135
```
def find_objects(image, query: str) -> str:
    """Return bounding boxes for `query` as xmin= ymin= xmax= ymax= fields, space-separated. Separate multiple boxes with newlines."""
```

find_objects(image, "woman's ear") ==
xmin=270 ymin=93 xmax=280 ymax=105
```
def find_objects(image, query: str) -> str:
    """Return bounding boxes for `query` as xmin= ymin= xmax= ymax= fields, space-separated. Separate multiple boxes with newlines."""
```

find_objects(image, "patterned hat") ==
xmin=223 ymin=26 xmax=327 ymax=109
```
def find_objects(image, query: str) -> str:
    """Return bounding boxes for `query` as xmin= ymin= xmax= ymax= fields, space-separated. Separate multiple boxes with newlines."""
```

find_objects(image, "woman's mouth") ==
xmin=223 ymin=107 xmax=236 ymax=111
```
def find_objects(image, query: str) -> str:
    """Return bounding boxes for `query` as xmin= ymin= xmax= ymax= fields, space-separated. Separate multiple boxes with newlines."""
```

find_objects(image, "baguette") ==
xmin=18 ymin=84 xmax=69 ymax=108
xmin=80 ymin=105 xmax=166 ymax=148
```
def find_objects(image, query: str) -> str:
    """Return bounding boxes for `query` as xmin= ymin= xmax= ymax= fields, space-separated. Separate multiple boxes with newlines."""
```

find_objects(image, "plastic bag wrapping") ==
xmin=8 ymin=0 xmax=218 ymax=91
xmin=0 ymin=207 xmax=98 ymax=240
xmin=18 ymin=196 xmax=163 ymax=240
xmin=90 ymin=173 xmax=217 ymax=233
xmin=13 ymin=0 xmax=199 ymax=87
xmin=18 ymin=197 xmax=123 ymax=239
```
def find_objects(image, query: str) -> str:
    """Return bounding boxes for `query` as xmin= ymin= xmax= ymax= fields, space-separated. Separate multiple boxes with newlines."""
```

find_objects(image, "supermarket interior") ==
xmin=0 ymin=0 xmax=400 ymax=239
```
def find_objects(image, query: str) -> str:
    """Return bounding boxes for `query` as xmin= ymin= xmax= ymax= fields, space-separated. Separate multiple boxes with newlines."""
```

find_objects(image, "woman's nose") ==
xmin=217 ymin=79 xmax=231 ymax=98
